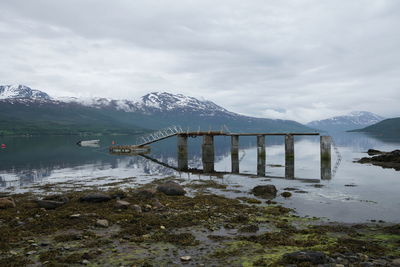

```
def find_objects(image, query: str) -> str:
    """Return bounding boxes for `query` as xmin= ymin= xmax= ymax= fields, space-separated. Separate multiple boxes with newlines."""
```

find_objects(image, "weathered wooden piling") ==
xmin=177 ymin=135 xmax=188 ymax=171
xmin=257 ymin=135 xmax=266 ymax=176
xmin=285 ymin=134 xmax=295 ymax=179
xmin=231 ymin=135 xmax=239 ymax=173
xmin=320 ymin=136 xmax=332 ymax=180
xmin=202 ymin=135 xmax=214 ymax=173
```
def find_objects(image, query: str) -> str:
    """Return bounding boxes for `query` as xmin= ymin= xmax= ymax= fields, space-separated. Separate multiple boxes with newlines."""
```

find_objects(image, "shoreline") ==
xmin=1 ymin=177 xmax=399 ymax=266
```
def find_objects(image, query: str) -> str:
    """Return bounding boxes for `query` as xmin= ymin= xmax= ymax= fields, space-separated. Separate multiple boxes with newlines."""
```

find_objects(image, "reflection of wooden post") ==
xmin=320 ymin=136 xmax=332 ymax=180
xmin=202 ymin=135 xmax=214 ymax=173
xmin=285 ymin=134 xmax=294 ymax=179
xmin=177 ymin=135 xmax=188 ymax=171
xmin=257 ymin=135 xmax=266 ymax=176
xmin=231 ymin=135 xmax=239 ymax=173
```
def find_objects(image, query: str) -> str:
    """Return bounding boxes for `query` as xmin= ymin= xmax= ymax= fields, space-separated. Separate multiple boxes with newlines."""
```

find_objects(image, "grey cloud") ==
xmin=0 ymin=0 xmax=399 ymax=123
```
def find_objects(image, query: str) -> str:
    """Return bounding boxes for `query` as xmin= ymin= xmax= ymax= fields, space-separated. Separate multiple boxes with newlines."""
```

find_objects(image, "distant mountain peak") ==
xmin=307 ymin=111 xmax=385 ymax=132
xmin=0 ymin=84 xmax=50 ymax=100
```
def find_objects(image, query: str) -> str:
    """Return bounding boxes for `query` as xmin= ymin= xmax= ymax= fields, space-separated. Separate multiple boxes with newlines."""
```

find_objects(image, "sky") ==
xmin=0 ymin=0 xmax=399 ymax=123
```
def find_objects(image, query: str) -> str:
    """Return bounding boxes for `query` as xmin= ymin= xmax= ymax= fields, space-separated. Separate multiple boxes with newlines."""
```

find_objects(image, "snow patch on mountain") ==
xmin=0 ymin=85 xmax=50 ymax=100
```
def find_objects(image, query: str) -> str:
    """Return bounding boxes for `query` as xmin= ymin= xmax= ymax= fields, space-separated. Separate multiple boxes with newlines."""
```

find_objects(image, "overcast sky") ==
xmin=0 ymin=0 xmax=399 ymax=123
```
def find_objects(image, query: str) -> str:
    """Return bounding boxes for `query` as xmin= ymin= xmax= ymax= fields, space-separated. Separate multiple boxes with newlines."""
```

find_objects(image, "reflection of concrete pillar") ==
xmin=202 ymin=135 xmax=214 ymax=173
xmin=320 ymin=136 xmax=332 ymax=180
xmin=231 ymin=135 xmax=239 ymax=173
xmin=257 ymin=135 xmax=266 ymax=176
xmin=285 ymin=135 xmax=294 ymax=179
xmin=177 ymin=135 xmax=188 ymax=171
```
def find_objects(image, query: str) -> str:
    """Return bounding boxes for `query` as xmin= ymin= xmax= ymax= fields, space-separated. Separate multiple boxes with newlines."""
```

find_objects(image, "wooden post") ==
xmin=320 ymin=136 xmax=332 ymax=180
xmin=257 ymin=135 xmax=266 ymax=176
xmin=177 ymin=135 xmax=188 ymax=171
xmin=285 ymin=134 xmax=294 ymax=179
xmin=231 ymin=135 xmax=239 ymax=173
xmin=202 ymin=135 xmax=214 ymax=173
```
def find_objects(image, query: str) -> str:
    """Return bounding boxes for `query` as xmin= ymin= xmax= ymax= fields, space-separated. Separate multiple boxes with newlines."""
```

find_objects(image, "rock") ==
xmin=152 ymin=199 xmax=164 ymax=209
xmin=96 ymin=219 xmax=109 ymax=228
xmin=35 ymin=200 xmax=66 ymax=210
xmin=252 ymin=185 xmax=277 ymax=198
xmin=281 ymin=192 xmax=292 ymax=198
xmin=367 ymin=149 xmax=383 ymax=156
xmin=157 ymin=181 xmax=186 ymax=196
xmin=180 ymin=256 xmax=191 ymax=261
xmin=43 ymin=195 xmax=69 ymax=203
xmin=70 ymin=214 xmax=81 ymax=219
xmin=359 ymin=262 xmax=374 ymax=267
xmin=283 ymin=187 xmax=298 ymax=191
xmin=294 ymin=190 xmax=308 ymax=194
xmin=115 ymin=200 xmax=130 ymax=209
xmin=79 ymin=193 xmax=111 ymax=203
xmin=26 ymin=251 xmax=36 ymax=255
xmin=357 ymin=149 xmax=400 ymax=170
xmin=0 ymin=197 xmax=15 ymax=209
xmin=111 ymin=191 xmax=126 ymax=199
xmin=282 ymin=251 xmax=328 ymax=265
xmin=238 ymin=224 xmax=259 ymax=233
xmin=392 ymin=258 xmax=400 ymax=266
xmin=131 ymin=204 xmax=142 ymax=213
xmin=135 ymin=189 xmax=157 ymax=199
xmin=82 ymin=259 xmax=90 ymax=265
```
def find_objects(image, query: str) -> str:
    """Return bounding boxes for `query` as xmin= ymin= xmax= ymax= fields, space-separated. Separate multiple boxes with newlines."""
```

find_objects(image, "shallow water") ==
xmin=0 ymin=132 xmax=399 ymax=223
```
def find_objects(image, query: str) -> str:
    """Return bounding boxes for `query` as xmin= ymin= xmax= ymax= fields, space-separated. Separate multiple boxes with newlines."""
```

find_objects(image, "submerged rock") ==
xmin=252 ymin=185 xmax=277 ymax=198
xmin=357 ymin=149 xmax=400 ymax=171
xmin=0 ymin=197 xmax=16 ymax=209
xmin=282 ymin=250 xmax=328 ymax=264
xmin=79 ymin=193 xmax=111 ymax=203
xmin=157 ymin=181 xmax=186 ymax=196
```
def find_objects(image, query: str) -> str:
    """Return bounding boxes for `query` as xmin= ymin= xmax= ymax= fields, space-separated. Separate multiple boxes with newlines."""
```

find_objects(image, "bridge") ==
xmin=109 ymin=125 xmax=333 ymax=180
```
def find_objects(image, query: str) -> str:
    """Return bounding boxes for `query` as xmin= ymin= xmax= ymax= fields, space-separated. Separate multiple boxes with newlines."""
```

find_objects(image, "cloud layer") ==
xmin=1 ymin=0 xmax=399 ymax=122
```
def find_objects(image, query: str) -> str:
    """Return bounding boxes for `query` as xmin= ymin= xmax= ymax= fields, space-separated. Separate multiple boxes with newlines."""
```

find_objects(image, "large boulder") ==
xmin=0 ymin=197 xmax=16 ymax=209
xmin=252 ymin=185 xmax=277 ymax=198
xmin=79 ymin=193 xmax=111 ymax=203
xmin=157 ymin=181 xmax=186 ymax=196
xmin=282 ymin=250 xmax=328 ymax=265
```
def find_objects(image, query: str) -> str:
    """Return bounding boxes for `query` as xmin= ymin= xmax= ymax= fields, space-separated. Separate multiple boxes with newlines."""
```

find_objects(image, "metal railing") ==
xmin=136 ymin=125 xmax=184 ymax=146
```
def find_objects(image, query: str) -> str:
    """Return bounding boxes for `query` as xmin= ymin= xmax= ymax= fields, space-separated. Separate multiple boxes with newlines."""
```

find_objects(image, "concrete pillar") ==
xmin=177 ymin=135 xmax=188 ymax=171
xmin=320 ymin=136 xmax=332 ymax=180
xmin=285 ymin=134 xmax=294 ymax=179
xmin=231 ymin=135 xmax=239 ymax=173
xmin=257 ymin=135 xmax=266 ymax=176
xmin=202 ymin=135 xmax=214 ymax=173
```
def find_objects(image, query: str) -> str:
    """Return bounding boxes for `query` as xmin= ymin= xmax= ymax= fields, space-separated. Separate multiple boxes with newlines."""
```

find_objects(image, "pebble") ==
xmin=26 ymin=251 xmax=36 ymax=255
xmin=392 ymin=259 xmax=400 ymax=266
xmin=0 ymin=197 xmax=16 ymax=209
xmin=180 ymin=256 xmax=191 ymax=261
xmin=115 ymin=200 xmax=130 ymax=209
xmin=131 ymin=204 xmax=142 ymax=213
xmin=96 ymin=219 xmax=109 ymax=228
xmin=70 ymin=214 xmax=81 ymax=219
xmin=82 ymin=259 xmax=90 ymax=265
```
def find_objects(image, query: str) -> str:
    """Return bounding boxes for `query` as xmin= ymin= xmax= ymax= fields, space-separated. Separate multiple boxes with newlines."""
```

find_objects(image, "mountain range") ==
xmin=0 ymin=85 xmax=312 ymax=136
xmin=307 ymin=111 xmax=385 ymax=132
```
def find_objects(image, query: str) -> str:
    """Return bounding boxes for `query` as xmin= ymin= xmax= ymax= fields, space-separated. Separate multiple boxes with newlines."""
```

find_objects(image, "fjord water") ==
xmin=0 ymin=132 xmax=399 ymax=223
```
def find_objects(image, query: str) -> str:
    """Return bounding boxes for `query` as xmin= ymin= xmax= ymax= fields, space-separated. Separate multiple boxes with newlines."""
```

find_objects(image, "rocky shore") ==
xmin=0 ymin=177 xmax=400 ymax=266
xmin=357 ymin=149 xmax=400 ymax=171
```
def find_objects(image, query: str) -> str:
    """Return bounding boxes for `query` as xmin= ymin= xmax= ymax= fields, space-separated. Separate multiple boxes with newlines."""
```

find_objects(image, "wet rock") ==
xmin=115 ymin=200 xmax=130 ymax=209
xmin=252 ymin=185 xmax=277 ymax=198
xmin=357 ymin=149 xmax=400 ymax=170
xmin=367 ymin=149 xmax=384 ymax=156
xmin=281 ymin=191 xmax=292 ymax=198
xmin=180 ymin=256 xmax=191 ymax=261
xmin=135 ymin=189 xmax=157 ymax=199
xmin=0 ymin=197 xmax=16 ymax=209
xmin=359 ymin=262 xmax=374 ymax=267
xmin=344 ymin=184 xmax=357 ymax=187
xmin=131 ymin=204 xmax=142 ymax=213
xmin=294 ymin=190 xmax=308 ymax=194
xmin=79 ymin=193 xmax=111 ymax=203
xmin=238 ymin=224 xmax=259 ymax=233
xmin=152 ymin=199 xmax=164 ymax=210
xmin=111 ymin=191 xmax=126 ymax=199
xmin=392 ymin=258 xmax=400 ymax=266
xmin=157 ymin=181 xmax=186 ymax=196
xmin=311 ymin=184 xmax=324 ymax=188
xmin=35 ymin=200 xmax=66 ymax=210
xmin=96 ymin=219 xmax=109 ymax=228
xmin=43 ymin=195 xmax=69 ymax=203
xmin=283 ymin=187 xmax=298 ymax=191
xmin=282 ymin=250 xmax=328 ymax=264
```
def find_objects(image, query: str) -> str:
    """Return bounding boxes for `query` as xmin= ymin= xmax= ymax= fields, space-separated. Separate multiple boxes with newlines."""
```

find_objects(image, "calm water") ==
xmin=0 ymin=132 xmax=399 ymax=223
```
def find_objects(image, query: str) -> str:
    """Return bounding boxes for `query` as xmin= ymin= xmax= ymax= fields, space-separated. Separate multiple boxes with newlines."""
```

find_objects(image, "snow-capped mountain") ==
xmin=0 ymin=84 xmax=50 ymax=100
xmin=0 ymin=84 xmax=311 ymax=135
xmin=307 ymin=111 xmax=385 ymax=132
